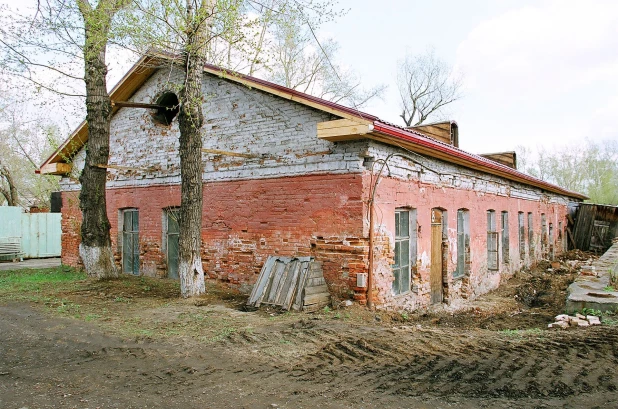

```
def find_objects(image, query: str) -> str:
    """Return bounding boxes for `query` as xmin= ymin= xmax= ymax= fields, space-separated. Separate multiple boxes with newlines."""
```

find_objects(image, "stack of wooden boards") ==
xmin=247 ymin=256 xmax=331 ymax=312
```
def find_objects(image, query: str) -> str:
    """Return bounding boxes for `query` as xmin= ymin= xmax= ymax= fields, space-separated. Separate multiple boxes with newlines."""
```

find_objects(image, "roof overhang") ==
xmin=318 ymin=120 xmax=587 ymax=200
xmin=37 ymin=54 xmax=169 ymax=175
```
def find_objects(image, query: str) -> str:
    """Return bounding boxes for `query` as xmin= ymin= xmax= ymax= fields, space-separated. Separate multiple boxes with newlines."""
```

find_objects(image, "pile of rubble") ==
xmin=548 ymin=313 xmax=601 ymax=329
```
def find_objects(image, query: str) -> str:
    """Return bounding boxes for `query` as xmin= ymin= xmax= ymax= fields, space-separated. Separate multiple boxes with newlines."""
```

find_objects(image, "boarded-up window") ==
xmin=528 ymin=212 xmax=534 ymax=259
xmin=455 ymin=209 xmax=470 ymax=278
xmin=518 ymin=212 xmax=525 ymax=260
xmin=122 ymin=209 xmax=139 ymax=275
xmin=501 ymin=211 xmax=509 ymax=264
xmin=487 ymin=210 xmax=498 ymax=271
xmin=393 ymin=209 xmax=417 ymax=295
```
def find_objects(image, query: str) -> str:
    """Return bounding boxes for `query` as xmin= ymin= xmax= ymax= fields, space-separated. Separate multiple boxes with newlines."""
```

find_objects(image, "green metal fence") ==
xmin=0 ymin=207 xmax=61 ymax=259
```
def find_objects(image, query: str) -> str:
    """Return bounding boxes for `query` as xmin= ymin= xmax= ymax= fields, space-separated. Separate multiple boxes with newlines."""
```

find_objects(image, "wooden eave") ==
xmin=38 ymin=55 xmax=165 ymax=174
xmin=318 ymin=120 xmax=587 ymax=200
xmin=39 ymin=55 xmax=376 ymax=175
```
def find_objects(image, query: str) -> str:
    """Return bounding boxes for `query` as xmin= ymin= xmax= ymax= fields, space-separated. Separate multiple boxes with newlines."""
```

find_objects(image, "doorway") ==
xmin=431 ymin=208 xmax=445 ymax=304
xmin=166 ymin=209 xmax=180 ymax=279
xmin=122 ymin=209 xmax=139 ymax=275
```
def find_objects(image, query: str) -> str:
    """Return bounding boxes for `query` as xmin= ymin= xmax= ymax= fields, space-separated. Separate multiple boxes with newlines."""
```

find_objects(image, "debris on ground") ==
xmin=548 ymin=313 xmax=602 ymax=328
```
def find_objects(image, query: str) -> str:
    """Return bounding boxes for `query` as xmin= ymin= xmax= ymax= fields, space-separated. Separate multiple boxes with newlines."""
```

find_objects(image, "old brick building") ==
xmin=39 ymin=55 xmax=586 ymax=310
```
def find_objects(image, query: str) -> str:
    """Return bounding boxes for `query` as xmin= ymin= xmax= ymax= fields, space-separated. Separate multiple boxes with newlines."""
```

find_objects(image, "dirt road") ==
xmin=2 ymin=253 xmax=618 ymax=408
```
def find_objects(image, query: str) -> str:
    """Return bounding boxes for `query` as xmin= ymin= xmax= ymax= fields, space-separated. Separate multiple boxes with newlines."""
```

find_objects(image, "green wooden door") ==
xmin=122 ymin=210 xmax=139 ymax=275
xmin=166 ymin=210 xmax=180 ymax=279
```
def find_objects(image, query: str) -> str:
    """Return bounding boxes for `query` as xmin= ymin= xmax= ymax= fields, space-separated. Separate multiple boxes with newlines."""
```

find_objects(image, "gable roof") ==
xmin=38 ymin=54 xmax=587 ymax=200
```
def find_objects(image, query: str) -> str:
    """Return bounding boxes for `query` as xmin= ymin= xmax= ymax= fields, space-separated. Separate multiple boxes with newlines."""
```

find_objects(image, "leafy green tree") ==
xmin=516 ymin=140 xmax=618 ymax=205
xmin=123 ymin=0 xmax=344 ymax=297
xmin=1 ymin=0 xmax=131 ymax=278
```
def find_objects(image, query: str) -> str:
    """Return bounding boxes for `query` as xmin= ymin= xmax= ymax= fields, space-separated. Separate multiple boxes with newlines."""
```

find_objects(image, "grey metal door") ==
xmin=122 ymin=210 xmax=139 ymax=275
xmin=166 ymin=210 xmax=180 ymax=279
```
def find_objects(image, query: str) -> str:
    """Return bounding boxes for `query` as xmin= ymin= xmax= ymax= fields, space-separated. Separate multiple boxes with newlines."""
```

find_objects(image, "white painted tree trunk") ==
xmin=178 ymin=256 xmax=205 ymax=298
xmin=79 ymin=243 xmax=118 ymax=278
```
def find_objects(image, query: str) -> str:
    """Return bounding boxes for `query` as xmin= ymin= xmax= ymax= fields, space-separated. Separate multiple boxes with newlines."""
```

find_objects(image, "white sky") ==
xmin=322 ymin=0 xmax=618 ymax=154
xmin=3 ymin=0 xmax=618 ymax=155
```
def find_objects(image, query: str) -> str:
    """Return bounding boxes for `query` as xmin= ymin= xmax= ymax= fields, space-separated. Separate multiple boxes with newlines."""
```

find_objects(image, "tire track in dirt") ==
xmin=281 ymin=326 xmax=618 ymax=400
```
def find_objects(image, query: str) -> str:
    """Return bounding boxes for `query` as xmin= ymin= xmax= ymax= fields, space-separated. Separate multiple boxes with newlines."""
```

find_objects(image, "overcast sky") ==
xmin=322 ymin=0 xmax=618 ymax=154
xmin=3 ymin=0 xmax=617 ymax=156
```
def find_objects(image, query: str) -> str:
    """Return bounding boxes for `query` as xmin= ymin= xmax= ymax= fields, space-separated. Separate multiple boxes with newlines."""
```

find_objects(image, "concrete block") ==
xmin=555 ymin=314 xmax=569 ymax=322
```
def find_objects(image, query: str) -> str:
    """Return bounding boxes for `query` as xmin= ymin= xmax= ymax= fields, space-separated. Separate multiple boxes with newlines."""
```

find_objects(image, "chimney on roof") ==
xmin=408 ymin=121 xmax=459 ymax=148
xmin=479 ymin=152 xmax=517 ymax=169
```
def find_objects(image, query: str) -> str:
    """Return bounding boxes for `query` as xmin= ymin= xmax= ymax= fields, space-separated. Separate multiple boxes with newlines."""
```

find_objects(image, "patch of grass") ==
xmin=204 ymin=327 xmax=237 ymax=343
xmin=499 ymin=328 xmax=543 ymax=338
xmin=602 ymin=318 xmax=618 ymax=327
xmin=603 ymin=286 xmax=616 ymax=292
xmin=580 ymin=308 xmax=602 ymax=317
xmin=0 ymin=266 xmax=86 ymax=299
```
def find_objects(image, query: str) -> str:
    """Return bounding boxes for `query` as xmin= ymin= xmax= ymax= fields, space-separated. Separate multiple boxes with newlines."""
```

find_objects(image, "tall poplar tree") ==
xmin=1 ymin=0 xmax=129 ymax=277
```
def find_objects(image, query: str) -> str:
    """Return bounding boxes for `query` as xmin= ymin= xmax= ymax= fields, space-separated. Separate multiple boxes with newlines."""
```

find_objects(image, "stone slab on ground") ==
xmin=566 ymin=242 xmax=618 ymax=313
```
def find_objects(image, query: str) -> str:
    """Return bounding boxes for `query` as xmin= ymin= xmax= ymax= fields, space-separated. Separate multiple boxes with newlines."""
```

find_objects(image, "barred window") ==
xmin=393 ymin=209 xmax=417 ymax=295
xmin=455 ymin=209 xmax=470 ymax=278
xmin=487 ymin=210 xmax=498 ymax=271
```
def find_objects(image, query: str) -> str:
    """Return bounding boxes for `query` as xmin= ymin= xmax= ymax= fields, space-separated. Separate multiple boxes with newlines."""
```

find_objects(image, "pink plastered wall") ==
xmin=363 ymin=173 xmax=568 ymax=310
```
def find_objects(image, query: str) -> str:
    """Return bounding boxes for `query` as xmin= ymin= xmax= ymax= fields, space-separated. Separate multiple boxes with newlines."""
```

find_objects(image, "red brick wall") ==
xmin=364 ymin=172 xmax=570 ymax=309
xmin=60 ymin=171 xmax=571 ymax=308
xmin=61 ymin=174 xmax=365 ymax=296
xmin=60 ymin=191 xmax=83 ymax=268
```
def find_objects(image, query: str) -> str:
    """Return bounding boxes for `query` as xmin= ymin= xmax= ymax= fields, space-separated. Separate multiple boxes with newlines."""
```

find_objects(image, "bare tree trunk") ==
xmin=176 ymin=0 xmax=211 ymax=297
xmin=76 ymin=0 xmax=120 ymax=278
xmin=0 ymin=164 xmax=19 ymax=206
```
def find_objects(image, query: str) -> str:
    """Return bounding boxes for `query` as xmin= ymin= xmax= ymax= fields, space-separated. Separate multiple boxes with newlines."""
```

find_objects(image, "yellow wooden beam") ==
xmin=39 ymin=162 xmax=72 ymax=175
xmin=317 ymin=119 xmax=374 ymax=141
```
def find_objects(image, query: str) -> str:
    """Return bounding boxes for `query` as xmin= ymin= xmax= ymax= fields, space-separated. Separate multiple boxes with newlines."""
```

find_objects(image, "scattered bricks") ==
xmin=575 ymin=313 xmax=586 ymax=320
xmin=569 ymin=318 xmax=581 ymax=327
xmin=577 ymin=320 xmax=590 ymax=327
xmin=555 ymin=314 xmax=569 ymax=322
xmin=580 ymin=265 xmax=597 ymax=276
xmin=548 ymin=321 xmax=569 ymax=329
xmin=587 ymin=316 xmax=601 ymax=325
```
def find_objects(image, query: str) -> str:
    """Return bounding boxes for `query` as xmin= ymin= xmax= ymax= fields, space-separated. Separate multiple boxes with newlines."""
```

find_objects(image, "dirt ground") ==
xmin=2 ymin=251 xmax=618 ymax=409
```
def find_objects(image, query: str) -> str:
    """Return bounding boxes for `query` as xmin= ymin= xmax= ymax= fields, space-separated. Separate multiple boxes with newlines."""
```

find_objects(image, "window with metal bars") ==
xmin=541 ymin=213 xmax=548 ymax=257
xmin=518 ymin=212 xmax=525 ymax=260
xmin=549 ymin=222 xmax=554 ymax=259
xmin=164 ymin=208 xmax=180 ymax=279
xmin=393 ymin=209 xmax=417 ymax=295
xmin=501 ymin=211 xmax=509 ymax=264
xmin=487 ymin=210 xmax=499 ymax=271
xmin=455 ymin=209 xmax=470 ymax=278
xmin=121 ymin=209 xmax=139 ymax=275
xmin=528 ymin=212 xmax=534 ymax=259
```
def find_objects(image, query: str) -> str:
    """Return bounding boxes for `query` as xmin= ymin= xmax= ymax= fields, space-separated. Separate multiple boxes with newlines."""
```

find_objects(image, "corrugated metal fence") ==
xmin=0 ymin=207 xmax=61 ymax=259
